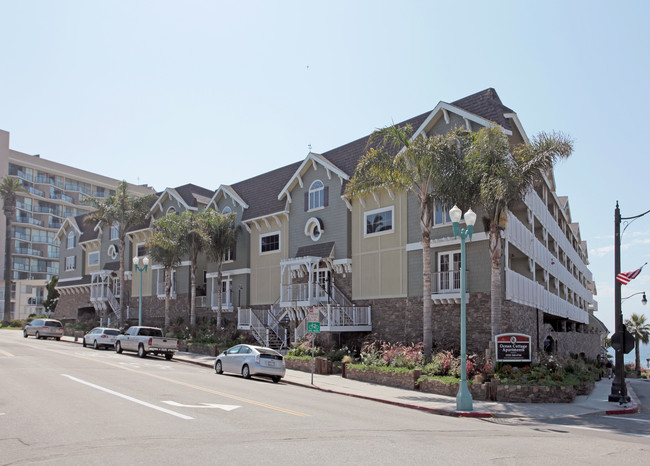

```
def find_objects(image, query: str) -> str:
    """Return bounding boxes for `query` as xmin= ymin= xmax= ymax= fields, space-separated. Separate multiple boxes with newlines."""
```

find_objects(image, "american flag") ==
xmin=616 ymin=263 xmax=646 ymax=285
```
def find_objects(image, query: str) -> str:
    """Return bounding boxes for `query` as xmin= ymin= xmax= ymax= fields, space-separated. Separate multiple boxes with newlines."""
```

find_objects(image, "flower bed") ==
xmin=345 ymin=365 xmax=420 ymax=390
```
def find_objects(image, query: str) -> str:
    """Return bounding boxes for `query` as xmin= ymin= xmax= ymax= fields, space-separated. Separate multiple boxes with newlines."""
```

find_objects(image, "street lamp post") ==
xmin=610 ymin=202 xmax=650 ymax=403
xmin=132 ymin=256 xmax=149 ymax=326
xmin=449 ymin=205 xmax=477 ymax=412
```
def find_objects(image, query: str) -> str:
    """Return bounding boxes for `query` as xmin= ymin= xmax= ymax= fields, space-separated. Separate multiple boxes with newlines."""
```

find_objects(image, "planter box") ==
xmin=285 ymin=357 xmax=333 ymax=374
xmin=495 ymin=384 xmax=576 ymax=403
xmin=418 ymin=378 xmax=489 ymax=401
xmin=345 ymin=366 xmax=420 ymax=390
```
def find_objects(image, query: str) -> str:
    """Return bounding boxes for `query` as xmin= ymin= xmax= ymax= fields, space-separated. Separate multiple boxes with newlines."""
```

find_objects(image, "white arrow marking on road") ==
xmin=62 ymin=375 xmax=193 ymax=420
xmin=162 ymin=401 xmax=240 ymax=411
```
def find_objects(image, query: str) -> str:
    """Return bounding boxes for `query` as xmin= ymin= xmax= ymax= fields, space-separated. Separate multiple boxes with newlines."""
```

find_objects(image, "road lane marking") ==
xmin=162 ymin=401 xmax=240 ymax=411
xmin=62 ymin=374 xmax=194 ymax=420
xmin=602 ymin=416 xmax=650 ymax=424
xmin=0 ymin=349 xmax=14 ymax=357
xmin=45 ymin=346 xmax=309 ymax=417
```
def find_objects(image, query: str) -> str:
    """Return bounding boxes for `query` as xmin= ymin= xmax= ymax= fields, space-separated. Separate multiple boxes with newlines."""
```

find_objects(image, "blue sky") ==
xmin=1 ymin=0 xmax=649 ymax=336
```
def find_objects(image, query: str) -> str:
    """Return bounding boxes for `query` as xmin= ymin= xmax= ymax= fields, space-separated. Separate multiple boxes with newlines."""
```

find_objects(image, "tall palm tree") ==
xmin=0 ymin=176 xmax=26 ymax=322
xmin=180 ymin=210 xmax=210 ymax=328
xmin=625 ymin=313 xmax=650 ymax=376
xmin=346 ymin=125 xmax=475 ymax=358
xmin=204 ymin=210 xmax=237 ymax=329
xmin=466 ymin=126 xmax=573 ymax=346
xmin=147 ymin=214 xmax=185 ymax=329
xmin=84 ymin=181 xmax=156 ymax=326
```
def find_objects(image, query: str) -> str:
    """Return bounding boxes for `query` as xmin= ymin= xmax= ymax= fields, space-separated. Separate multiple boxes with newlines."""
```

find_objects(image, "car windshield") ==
xmin=44 ymin=321 xmax=62 ymax=327
xmin=105 ymin=330 xmax=120 ymax=336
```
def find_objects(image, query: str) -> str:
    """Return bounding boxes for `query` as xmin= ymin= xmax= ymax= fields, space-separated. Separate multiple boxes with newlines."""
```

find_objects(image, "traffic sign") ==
xmin=611 ymin=329 xmax=635 ymax=354
xmin=307 ymin=322 xmax=320 ymax=333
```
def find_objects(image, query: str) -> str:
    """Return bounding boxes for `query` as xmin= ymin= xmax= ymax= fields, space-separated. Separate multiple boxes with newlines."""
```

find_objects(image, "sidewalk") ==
xmin=171 ymin=348 xmax=641 ymax=419
xmin=62 ymin=335 xmax=640 ymax=419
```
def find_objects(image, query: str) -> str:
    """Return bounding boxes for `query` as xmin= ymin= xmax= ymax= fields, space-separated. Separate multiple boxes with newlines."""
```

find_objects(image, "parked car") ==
xmin=23 ymin=319 xmax=64 ymax=340
xmin=83 ymin=327 xmax=120 ymax=350
xmin=115 ymin=326 xmax=179 ymax=360
xmin=214 ymin=344 xmax=286 ymax=383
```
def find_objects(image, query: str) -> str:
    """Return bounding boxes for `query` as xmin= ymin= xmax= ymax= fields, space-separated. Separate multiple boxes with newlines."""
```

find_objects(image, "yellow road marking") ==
xmin=46 ymin=345 xmax=309 ymax=417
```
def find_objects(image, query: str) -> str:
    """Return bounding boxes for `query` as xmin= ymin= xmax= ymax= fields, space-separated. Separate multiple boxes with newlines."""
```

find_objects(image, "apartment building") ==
xmin=53 ymin=89 xmax=604 ymax=358
xmin=0 ymin=129 xmax=155 ymax=319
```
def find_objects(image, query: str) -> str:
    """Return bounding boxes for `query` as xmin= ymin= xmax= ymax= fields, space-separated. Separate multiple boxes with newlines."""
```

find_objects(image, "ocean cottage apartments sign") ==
xmin=495 ymin=333 xmax=532 ymax=362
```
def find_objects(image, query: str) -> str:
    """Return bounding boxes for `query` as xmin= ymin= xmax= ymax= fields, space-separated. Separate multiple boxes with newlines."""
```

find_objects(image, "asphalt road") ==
xmin=1 ymin=330 xmax=648 ymax=465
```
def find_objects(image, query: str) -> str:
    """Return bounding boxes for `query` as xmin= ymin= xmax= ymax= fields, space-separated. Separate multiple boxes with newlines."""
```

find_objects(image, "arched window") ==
xmin=166 ymin=206 xmax=177 ymax=216
xmin=67 ymin=231 xmax=75 ymax=249
xmin=222 ymin=206 xmax=232 ymax=215
xmin=308 ymin=180 xmax=324 ymax=210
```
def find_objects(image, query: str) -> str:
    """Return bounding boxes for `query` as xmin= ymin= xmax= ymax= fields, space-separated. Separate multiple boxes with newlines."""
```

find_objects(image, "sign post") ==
xmin=307 ymin=308 xmax=320 ymax=385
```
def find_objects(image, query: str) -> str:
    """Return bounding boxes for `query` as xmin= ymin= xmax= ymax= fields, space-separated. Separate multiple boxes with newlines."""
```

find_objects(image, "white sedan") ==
xmin=214 ymin=344 xmax=286 ymax=383
xmin=83 ymin=327 xmax=120 ymax=350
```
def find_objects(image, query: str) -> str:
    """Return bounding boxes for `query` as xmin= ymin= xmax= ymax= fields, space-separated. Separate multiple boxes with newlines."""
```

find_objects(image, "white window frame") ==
xmin=260 ymin=231 xmax=281 ymax=255
xmin=108 ymin=244 xmax=118 ymax=260
xmin=87 ymin=251 xmax=100 ymax=267
xmin=308 ymin=180 xmax=325 ymax=211
xmin=433 ymin=200 xmax=452 ymax=226
xmin=65 ymin=255 xmax=76 ymax=271
xmin=135 ymin=242 xmax=147 ymax=258
xmin=438 ymin=250 xmax=461 ymax=292
xmin=110 ymin=222 xmax=119 ymax=240
xmin=67 ymin=231 xmax=75 ymax=249
xmin=364 ymin=206 xmax=395 ymax=238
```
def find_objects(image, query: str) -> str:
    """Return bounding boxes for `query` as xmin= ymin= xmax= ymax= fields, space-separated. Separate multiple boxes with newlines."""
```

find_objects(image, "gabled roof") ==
xmin=450 ymin=88 xmax=514 ymax=132
xmin=150 ymin=183 xmax=214 ymax=215
xmin=207 ymin=184 xmax=249 ymax=212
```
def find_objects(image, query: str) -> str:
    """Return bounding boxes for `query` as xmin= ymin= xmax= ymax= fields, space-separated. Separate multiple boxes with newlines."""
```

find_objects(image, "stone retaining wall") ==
xmin=345 ymin=366 xmax=421 ymax=390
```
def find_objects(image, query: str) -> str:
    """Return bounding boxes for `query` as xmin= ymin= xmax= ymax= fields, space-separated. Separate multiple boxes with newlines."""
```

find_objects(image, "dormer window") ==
xmin=308 ymin=180 xmax=325 ymax=211
xmin=67 ymin=231 xmax=75 ymax=249
xmin=110 ymin=222 xmax=119 ymax=240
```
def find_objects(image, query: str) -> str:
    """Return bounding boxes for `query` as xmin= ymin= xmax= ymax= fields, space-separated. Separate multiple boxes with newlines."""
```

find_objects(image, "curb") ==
xmin=605 ymin=381 xmax=640 ymax=415
xmin=282 ymin=379 xmax=494 ymax=418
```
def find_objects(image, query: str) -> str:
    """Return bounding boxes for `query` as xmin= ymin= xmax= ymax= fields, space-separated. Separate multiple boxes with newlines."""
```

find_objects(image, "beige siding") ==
xmin=249 ymin=218 xmax=288 ymax=305
xmin=351 ymin=189 xmax=407 ymax=299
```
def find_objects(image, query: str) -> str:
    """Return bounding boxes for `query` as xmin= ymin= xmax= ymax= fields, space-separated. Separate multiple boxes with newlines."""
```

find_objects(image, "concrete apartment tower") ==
xmin=0 ymin=129 xmax=154 ymax=320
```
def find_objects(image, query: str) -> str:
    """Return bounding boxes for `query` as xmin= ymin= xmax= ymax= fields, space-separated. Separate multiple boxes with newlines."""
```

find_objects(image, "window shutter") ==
xmin=304 ymin=192 xmax=308 ymax=211
xmin=324 ymin=186 xmax=329 ymax=207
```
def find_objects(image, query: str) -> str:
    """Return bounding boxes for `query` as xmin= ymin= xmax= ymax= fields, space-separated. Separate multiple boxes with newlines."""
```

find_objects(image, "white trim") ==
xmin=363 ymin=205 xmax=395 ymax=238
xmin=406 ymin=231 xmax=489 ymax=251
xmin=148 ymin=188 xmax=196 ymax=216
xmin=260 ymin=230 xmax=281 ymax=255
xmin=87 ymin=251 xmax=100 ymax=267
xmin=58 ymin=276 xmax=84 ymax=282
xmin=107 ymin=244 xmax=118 ymax=260
xmin=413 ymin=102 xmax=513 ymax=141
xmin=206 ymin=268 xmax=251 ymax=278
xmin=503 ymin=112 xmax=530 ymax=144
xmin=278 ymin=152 xmax=349 ymax=201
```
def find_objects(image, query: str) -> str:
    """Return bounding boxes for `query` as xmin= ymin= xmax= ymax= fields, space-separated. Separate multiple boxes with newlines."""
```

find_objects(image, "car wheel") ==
xmin=115 ymin=341 xmax=123 ymax=354
xmin=56 ymin=337 xmax=60 ymax=341
xmin=83 ymin=338 xmax=87 ymax=347
xmin=271 ymin=376 xmax=281 ymax=384
xmin=138 ymin=345 xmax=147 ymax=358
xmin=35 ymin=331 xmax=41 ymax=340
xmin=215 ymin=360 xmax=223 ymax=374
xmin=164 ymin=353 xmax=173 ymax=361
xmin=23 ymin=331 xmax=28 ymax=338
xmin=93 ymin=340 xmax=99 ymax=350
xmin=242 ymin=364 xmax=251 ymax=379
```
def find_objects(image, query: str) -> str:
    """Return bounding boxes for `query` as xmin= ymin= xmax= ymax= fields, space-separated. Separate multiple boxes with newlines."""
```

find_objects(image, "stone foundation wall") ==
xmin=345 ymin=366 xmax=421 ymax=390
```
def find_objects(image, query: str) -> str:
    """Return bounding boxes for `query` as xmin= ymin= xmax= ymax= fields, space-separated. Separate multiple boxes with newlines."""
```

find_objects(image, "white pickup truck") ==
xmin=115 ymin=326 xmax=179 ymax=360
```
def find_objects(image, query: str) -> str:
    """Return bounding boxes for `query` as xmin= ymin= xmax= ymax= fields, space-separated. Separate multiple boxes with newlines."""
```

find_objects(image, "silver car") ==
xmin=214 ymin=344 xmax=286 ymax=383
xmin=23 ymin=319 xmax=64 ymax=340
xmin=83 ymin=327 xmax=120 ymax=350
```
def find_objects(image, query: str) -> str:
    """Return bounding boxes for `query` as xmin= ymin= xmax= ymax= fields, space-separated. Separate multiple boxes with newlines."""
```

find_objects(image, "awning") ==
xmin=294 ymin=241 xmax=335 ymax=259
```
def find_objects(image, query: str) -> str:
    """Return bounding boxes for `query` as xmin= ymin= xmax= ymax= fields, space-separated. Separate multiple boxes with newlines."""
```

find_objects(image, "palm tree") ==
xmin=0 ymin=176 xmax=26 ymax=322
xmin=147 ymin=214 xmax=186 ymax=329
xmin=204 ymin=210 xmax=237 ymax=329
xmin=346 ymin=125 xmax=475 ymax=358
xmin=466 ymin=126 xmax=573 ymax=346
xmin=180 ymin=210 xmax=210 ymax=328
xmin=84 ymin=181 xmax=156 ymax=326
xmin=625 ymin=313 xmax=650 ymax=376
